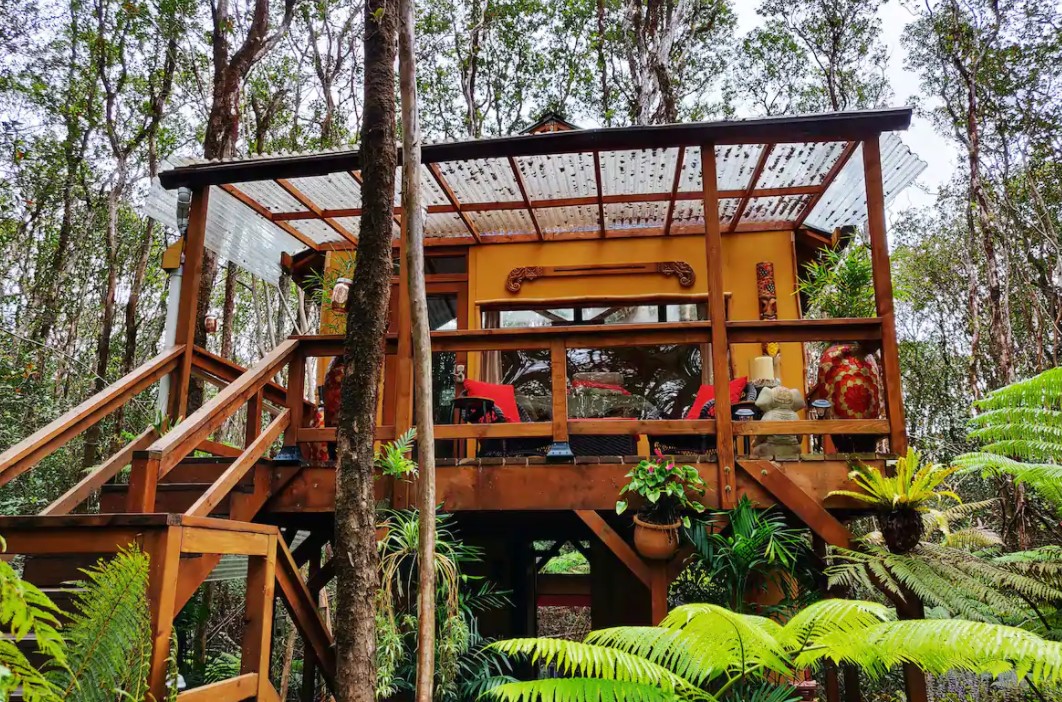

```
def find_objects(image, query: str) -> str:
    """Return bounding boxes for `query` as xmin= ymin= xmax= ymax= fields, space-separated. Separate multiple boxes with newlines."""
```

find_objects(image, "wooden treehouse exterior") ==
xmin=0 ymin=109 xmax=926 ymax=700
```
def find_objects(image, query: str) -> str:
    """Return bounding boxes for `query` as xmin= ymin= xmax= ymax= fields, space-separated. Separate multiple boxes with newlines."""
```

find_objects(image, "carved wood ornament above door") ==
xmin=505 ymin=261 xmax=696 ymax=293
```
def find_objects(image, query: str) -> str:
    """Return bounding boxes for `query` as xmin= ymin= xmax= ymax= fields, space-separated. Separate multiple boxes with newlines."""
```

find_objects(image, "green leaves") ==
xmin=829 ymin=448 xmax=960 ymax=512
xmin=617 ymin=457 xmax=706 ymax=525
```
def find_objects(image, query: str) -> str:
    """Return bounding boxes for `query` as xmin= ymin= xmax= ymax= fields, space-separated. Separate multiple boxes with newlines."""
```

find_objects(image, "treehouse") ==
xmin=0 ymin=108 xmax=926 ymax=701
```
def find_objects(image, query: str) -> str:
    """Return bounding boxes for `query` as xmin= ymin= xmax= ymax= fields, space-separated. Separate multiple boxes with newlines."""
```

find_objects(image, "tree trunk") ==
xmin=221 ymin=261 xmax=238 ymax=358
xmin=398 ymin=0 xmax=437 ymax=698
xmin=333 ymin=0 xmax=398 ymax=698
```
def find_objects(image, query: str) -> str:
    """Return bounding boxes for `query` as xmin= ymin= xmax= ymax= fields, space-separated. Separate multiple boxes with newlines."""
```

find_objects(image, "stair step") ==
xmin=99 ymin=482 xmax=249 ymax=515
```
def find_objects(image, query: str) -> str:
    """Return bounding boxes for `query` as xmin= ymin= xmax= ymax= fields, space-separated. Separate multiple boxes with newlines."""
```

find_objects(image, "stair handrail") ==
xmin=0 ymin=345 xmax=184 ymax=489
xmin=184 ymin=409 xmax=290 ymax=518
xmin=144 ymin=339 xmax=299 ymax=481
xmin=40 ymin=426 xmax=158 ymax=516
xmin=275 ymin=535 xmax=336 ymax=692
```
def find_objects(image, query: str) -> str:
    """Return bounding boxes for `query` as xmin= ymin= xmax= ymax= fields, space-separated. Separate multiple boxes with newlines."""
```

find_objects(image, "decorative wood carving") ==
xmin=505 ymin=261 xmax=695 ymax=293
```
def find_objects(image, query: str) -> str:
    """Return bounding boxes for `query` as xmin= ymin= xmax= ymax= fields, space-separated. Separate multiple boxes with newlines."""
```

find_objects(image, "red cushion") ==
xmin=687 ymin=377 xmax=747 ymax=419
xmin=463 ymin=379 xmax=522 ymax=423
xmin=571 ymin=379 xmax=631 ymax=395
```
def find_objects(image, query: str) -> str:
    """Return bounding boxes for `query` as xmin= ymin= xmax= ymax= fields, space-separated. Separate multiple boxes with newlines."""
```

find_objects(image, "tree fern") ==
xmin=0 ymin=535 xmax=67 ymax=701
xmin=956 ymin=368 xmax=1062 ymax=512
xmin=47 ymin=545 xmax=152 ymax=702
xmin=488 ymin=599 xmax=1062 ymax=701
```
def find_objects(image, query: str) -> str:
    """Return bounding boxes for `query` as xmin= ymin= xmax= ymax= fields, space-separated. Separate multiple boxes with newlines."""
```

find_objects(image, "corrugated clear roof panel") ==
xmin=604 ymin=201 xmax=668 ymax=231
xmin=718 ymin=198 xmax=740 ymax=227
xmin=289 ymin=218 xmax=346 ymax=245
xmin=536 ymin=204 xmax=600 ymax=235
xmin=146 ymin=179 xmax=304 ymax=283
xmin=232 ymin=180 xmax=306 ymax=213
xmin=599 ymin=148 xmax=678 ymax=196
xmin=288 ymin=172 xmax=361 ymax=211
xmin=678 ymin=146 xmax=702 ymax=192
xmin=437 ymin=158 xmax=521 ymax=205
xmin=804 ymin=133 xmax=927 ymax=232
xmin=672 ymin=199 xmax=704 ymax=228
xmin=515 ymin=153 xmax=597 ymax=200
xmin=333 ymin=217 xmax=362 ymax=238
xmin=756 ymin=142 xmax=845 ymax=190
xmin=715 ymin=144 xmax=764 ymax=192
xmin=392 ymin=166 xmax=450 ymax=207
xmin=426 ymin=211 xmax=472 ymax=238
xmin=740 ymin=195 xmax=810 ymax=228
xmin=468 ymin=208 xmax=538 ymax=238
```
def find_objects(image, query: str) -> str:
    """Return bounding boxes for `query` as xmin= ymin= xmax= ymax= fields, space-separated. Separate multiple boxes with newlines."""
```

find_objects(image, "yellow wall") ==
xmin=467 ymin=231 xmax=804 ymax=392
xmin=320 ymin=230 xmax=806 ymax=395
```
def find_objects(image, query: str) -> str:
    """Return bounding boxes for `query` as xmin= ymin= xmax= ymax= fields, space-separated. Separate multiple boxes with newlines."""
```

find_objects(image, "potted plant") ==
xmin=616 ymin=451 xmax=706 ymax=559
xmin=829 ymin=448 xmax=960 ymax=553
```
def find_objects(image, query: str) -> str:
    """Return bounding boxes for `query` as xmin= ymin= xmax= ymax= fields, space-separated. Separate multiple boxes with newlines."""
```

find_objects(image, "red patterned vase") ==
xmin=814 ymin=343 xmax=883 ymax=452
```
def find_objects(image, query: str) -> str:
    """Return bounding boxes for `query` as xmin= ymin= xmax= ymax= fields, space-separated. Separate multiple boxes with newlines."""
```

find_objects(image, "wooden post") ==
xmin=302 ymin=550 xmax=321 ymax=702
xmin=862 ymin=137 xmax=907 ymax=456
xmin=146 ymin=525 xmax=182 ymax=700
xmin=649 ymin=562 xmax=669 ymax=625
xmin=245 ymin=389 xmax=263 ymax=447
xmin=701 ymin=145 xmax=736 ymax=508
xmin=170 ymin=187 xmax=209 ymax=420
xmin=550 ymin=340 xmax=570 ymax=449
xmin=285 ymin=352 xmax=305 ymax=447
xmin=126 ymin=454 xmax=160 ymax=513
xmin=242 ymin=535 xmax=278 ymax=700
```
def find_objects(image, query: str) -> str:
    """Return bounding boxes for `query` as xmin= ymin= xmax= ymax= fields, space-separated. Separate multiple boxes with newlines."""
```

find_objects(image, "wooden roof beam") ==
xmin=508 ymin=156 xmax=543 ymax=240
xmin=269 ymin=185 xmax=822 ymax=221
xmin=275 ymin=178 xmax=359 ymax=246
xmin=663 ymin=147 xmax=686 ymax=236
xmin=729 ymin=144 xmax=772 ymax=234
xmin=593 ymin=151 xmax=606 ymax=238
xmin=218 ymin=184 xmax=320 ymax=250
xmin=349 ymin=170 xmax=401 ymax=231
xmin=427 ymin=163 xmax=482 ymax=244
xmin=794 ymin=141 xmax=858 ymax=229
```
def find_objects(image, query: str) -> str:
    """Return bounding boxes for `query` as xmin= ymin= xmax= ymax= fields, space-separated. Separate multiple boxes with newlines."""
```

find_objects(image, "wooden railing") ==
xmin=0 ymin=346 xmax=184 ymax=490
xmin=289 ymin=316 xmax=896 ymax=451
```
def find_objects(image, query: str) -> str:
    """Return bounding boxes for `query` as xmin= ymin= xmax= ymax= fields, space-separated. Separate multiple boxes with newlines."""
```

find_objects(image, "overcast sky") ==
xmin=733 ymin=1 xmax=959 ymax=216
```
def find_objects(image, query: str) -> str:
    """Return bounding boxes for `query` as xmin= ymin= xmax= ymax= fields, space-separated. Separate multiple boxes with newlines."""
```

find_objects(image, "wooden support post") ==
xmin=245 ymin=388 xmax=263 ymax=447
xmin=649 ymin=562 xmax=669 ymax=625
xmin=285 ymin=352 xmax=305 ymax=448
xmin=146 ymin=525 xmax=182 ymax=701
xmin=862 ymin=137 xmax=907 ymax=456
xmin=171 ymin=187 xmax=209 ymax=420
xmin=550 ymin=340 xmax=569 ymax=448
xmin=242 ymin=535 xmax=278 ymax=700
xmin=701 ymin=145 xmax=736 ymax=508
xmin=301 ymin=551 xmax=321 ymax=702
xmin=126 ymin=454 xmax=160 ymax=513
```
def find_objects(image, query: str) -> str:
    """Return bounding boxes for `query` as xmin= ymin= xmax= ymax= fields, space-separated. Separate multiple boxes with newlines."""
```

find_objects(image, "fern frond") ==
xmin=660 ymin=604 xmax=791 ymax=681
xmin=974 ymin=368 xmax=1062 ymax=411
xmin=806 ymin=619 xmax=1062 ymax=686
xmin=487 ymin=678 xmax=688 ymax=702
xmin=488 ymin=639 xmax=705 ymax=697
xmin=47 ymin=546 xmax=152 ymax=702
xmin=776 ymin=599 xmax=892 ymax=654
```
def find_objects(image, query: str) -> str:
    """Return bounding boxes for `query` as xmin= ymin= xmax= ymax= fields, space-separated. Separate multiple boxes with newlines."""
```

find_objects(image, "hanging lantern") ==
xmin=204 ymin=312 xmax=219 ymax=333
xmin=331 ymin=277 xmax=353 ymax=314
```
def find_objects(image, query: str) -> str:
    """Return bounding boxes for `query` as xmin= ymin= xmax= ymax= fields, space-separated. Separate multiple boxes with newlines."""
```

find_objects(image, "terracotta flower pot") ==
xmin=633 ymin=515 xmax=681 ymax=560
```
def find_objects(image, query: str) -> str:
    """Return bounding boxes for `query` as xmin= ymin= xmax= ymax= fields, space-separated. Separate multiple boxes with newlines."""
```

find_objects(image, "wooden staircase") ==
xmin=0 ymin=344 xmax=336 ymax=701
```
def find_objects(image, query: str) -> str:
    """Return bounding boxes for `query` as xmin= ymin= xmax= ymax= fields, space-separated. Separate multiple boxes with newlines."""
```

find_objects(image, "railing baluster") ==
xmin=549 ymin=340 xmax=570 ymax=454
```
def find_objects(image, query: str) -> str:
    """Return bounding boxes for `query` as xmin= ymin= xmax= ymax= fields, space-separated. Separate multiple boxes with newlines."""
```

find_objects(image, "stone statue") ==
xmin=751 ymin=385 xmax=806 ymax=460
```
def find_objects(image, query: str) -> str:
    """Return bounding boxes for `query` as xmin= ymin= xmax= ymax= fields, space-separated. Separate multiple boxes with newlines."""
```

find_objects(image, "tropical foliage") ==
xmin=486 ymin=598 xmax=1062 ymax=702
xmin=375 ymin=508 xmax=513 ymax=700
xmin=678 ymin=496 xmax=814 ymax=612
xmin=956 ymin=367 xmax=1062 ymax=511
xmin=375 ymin=428 xmax=419 ymax=479
xmin=0 ymin=543 xmax=153 ymax=701
xmin=616 ymin=454 xmax=706 ymax=527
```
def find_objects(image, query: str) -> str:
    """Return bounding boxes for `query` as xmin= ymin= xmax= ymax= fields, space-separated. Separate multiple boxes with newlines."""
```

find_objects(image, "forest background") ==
xmin=0 ymin=0 xmax=1060 ymax=555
